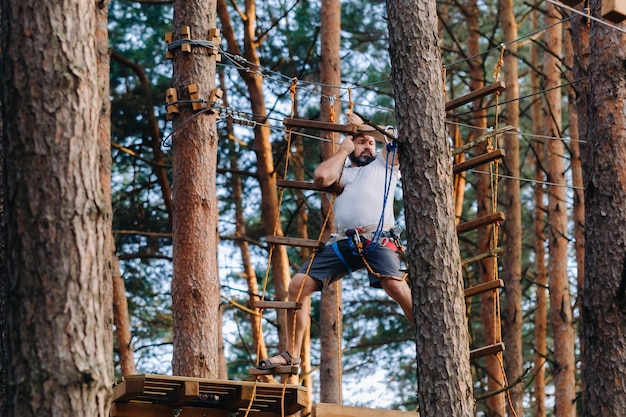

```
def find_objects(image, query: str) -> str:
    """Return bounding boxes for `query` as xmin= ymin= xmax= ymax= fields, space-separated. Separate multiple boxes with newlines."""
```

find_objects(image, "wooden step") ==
xmin=457 ymin=211 xmax=505 ymax=235
xmin=453 ymin=148 xmax=506 ymax=175
xmin=277 ymin=179 xmax=344 ymax=194
xmin=253 ymin=300 xmax=302 ymax=310
xmin=249 ymin=365 xmax=299 ymax=376
xmin=470 ymin=342 xmax=505 ymax=361
xmin=464 ymin=279 xmax=504 ymax=298
xmin=445 ymin=81 xmax=506 ymax=112
xmin=266 ymin=235 xmax=325 ymax=248
xmin=461 ymin=246 xmax=503 ymax=266
xmin=283 ymin=118 xmax=358 ymax=134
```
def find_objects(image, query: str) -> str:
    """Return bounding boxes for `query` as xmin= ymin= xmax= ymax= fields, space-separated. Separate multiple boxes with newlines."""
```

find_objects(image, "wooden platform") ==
xmin=111 ymin=374 xmax=307 ymax=417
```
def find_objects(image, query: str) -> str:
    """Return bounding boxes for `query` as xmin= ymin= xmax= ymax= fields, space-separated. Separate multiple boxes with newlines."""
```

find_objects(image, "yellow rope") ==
xmin=493 ymin=43 xmax=505 ymax=81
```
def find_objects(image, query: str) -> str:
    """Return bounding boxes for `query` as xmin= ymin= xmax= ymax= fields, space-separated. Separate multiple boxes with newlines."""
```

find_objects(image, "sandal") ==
xmin=257 ymin=351 xmax=301 ymax=370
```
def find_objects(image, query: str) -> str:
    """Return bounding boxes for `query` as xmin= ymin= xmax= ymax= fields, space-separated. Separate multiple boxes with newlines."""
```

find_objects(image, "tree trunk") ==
xmin=581 ymin=3 xmax=626 ymax=415
xmin=217 ymin=0 xmax=292 ymax=351
xmin=2 ymin=0 xmax=113 ymax=414
xmin=113 ymin=249 xmax=137 ymax=376
xmin=499 ymin=0 xmax=523 ymax=414
xmin=386 ymin=0 xmax=474 ymax=415
xmin=530 ymin=11 xmax=547 ymax=415
xmin=318 ymin=0 xmax=342 ymax=404
xmin=171 ymin=0 xmax=221 ymax=377
xmin=543 ymin=5 xmax=576 ymax=416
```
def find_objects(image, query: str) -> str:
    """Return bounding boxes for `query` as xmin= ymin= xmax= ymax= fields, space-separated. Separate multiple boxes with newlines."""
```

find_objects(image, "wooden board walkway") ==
xmin=110 ymin=374 xmax=307 ymax=417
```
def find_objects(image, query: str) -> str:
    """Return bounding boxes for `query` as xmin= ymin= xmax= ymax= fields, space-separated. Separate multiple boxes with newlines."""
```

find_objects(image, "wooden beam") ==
xmin=111 ymin=403 xmax=231 ymax=417
xmin=277 ymin=179 xmax=344 ymax=194
xmin=445 ymin=81 xmax=506 ymax=112
xmin=457 ymin=212 xmax=505 ymax=235
xmin=168 ymin=381 xmax=200 ymax=406
xmin=253 ymin=300 xmax=302 ymax=310
xmin=283 ymin=118 xmax=358 ymax=134
xmin=464 ymin=279 xmax=504 ymax=298
xmin=602 ymin=0 xmax=626 ymax=23
xmin=453 ymin=149 xmax=506 ymax=175
xmin=112 ymin=376 xmax=146 ymax=402
xmin=470 ymin=342 xmax=505 ymax=361
xmin=265 ymin=235 xmax=325 ymax=248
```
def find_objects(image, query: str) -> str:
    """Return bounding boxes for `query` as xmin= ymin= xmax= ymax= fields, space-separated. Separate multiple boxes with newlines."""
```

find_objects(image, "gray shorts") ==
xmin=297 ymin=239 xmax=404 ymax=289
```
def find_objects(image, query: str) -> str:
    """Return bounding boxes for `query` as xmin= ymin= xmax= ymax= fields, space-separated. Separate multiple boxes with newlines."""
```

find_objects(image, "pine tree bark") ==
xmin=499 ymin=0 xmax=523 ymax=414
xmin=581 ymin=3 xmax=626 ymax=415
xmin=318 ymin=0 xmax=342 ymax=404
xmin=1 ymin=0 xmax=113 ymax=414
xmin=543 ymin=4 xmax=576 ymax=416
xmin=386 ymin=0 xmax=474 ymax=415
xmin=171 ymin=0 xmax=221 ymax=377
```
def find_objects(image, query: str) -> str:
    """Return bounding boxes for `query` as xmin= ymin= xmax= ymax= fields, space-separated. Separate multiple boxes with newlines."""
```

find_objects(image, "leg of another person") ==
xmin=381 ymin=277 xmax=413 ymax=322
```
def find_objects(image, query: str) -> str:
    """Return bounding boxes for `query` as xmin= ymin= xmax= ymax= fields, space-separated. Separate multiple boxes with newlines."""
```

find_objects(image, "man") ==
xmin=256 ymin=112 xmax=413 ymax=372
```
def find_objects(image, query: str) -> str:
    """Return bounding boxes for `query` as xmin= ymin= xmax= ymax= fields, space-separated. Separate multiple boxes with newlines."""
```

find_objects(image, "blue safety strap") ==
xmin=331 ymin=241 xmax=352 ymax=275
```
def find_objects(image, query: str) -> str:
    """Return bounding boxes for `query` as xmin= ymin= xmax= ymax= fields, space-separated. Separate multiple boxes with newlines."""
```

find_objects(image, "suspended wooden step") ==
xmin=464 ymin=279 xmax=504 ymax=298
xmin=253 ymin=300 xmax=302 ymax=310
xmin=470 ymin=342 xmax=505 ymax=361
xmin=445 ymin=81 xmax=506 ymax=112
xmin=602 ymin=0 xmax=626 ymax=23
xmin=266 ymin=235 xmax=325 ymax=248
xmin=558 ymin=0 xmax=582 ymax=6
xmin=457 ymin=211 xmax=505 ymax=235
xmin=249 ymin=365 xmax=299 ymax=377
xmin=462 ymin=246 xmax=503 ymax=266
xmin=453 ymin=148 xmax=506 ymax=175
xmin=277 ymin=179 xmax=344 ymax=194
xmin=111 ymin=374 xmax=307 ymax=417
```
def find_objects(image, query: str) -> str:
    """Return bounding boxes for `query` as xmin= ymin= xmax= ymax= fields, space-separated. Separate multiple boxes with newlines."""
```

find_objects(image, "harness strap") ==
xmin=331 ymin=241 xmax=353 ymax=275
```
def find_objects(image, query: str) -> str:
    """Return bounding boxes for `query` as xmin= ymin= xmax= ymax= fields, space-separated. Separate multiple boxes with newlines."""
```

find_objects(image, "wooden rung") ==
xmin=470 ymin=342 xmax=505 ymax=361
xmin=283 ymin=118 xmax=359 ymax=134
xmin=277 ymin=179 xmax=344 ymax=194
xmin=253 ymin=300 xmax=302 ymax=310
xmin=453 ymin=149 xmax=506 ymax=175
xmin=602 ymin=0 xmax=626 ymax=22
xmin=445 ymin=81 xmax=506 ymax=112
xmin=249 ymin=365 xmax=299 ymax=376
xmin=464 ymin=279 xmax=504 ymax=298
xmin=457 ymin=212 xmax=505 ymax=235
xmin=462 ymin=246 xmax=503 ymax=266
xmin=266 ymin=235 xmax=325 ymax=248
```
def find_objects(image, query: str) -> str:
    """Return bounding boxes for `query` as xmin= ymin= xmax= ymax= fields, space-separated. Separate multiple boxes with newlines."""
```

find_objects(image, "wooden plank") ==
xmin=283 ymin=118 xmax=358 ymax=134
xmin=111 ymin=403 xmax=231 ymax=417
xmin=266 ymin=235 xmax=325 ymax=248
xmin=602 ymin=0 xmax=626 ymax=22
xmin=461 ymin=246 xmax=503 ymax=266
xmin=470 ymin=342 xmax=505 ymax=361
xmin=112 ymin=376 xmax=146 ymax=402
xmin=169 ymin=381 xmax=200 ymax=406
xmin=453 ymin=149 xmax=506 ymax=175
xmin=277 ymin=179 xmax=344 ymax=194
xmin=464 ymin=279 xmax=504 ymax=298
xmin=253 ymin=300 xmax=302 ymax=310
xmin=457 ymin=212 xmax=505 ymax=235
xmin=445 ymin=81 xmax=506 ymax=112
xmin=313 ymin=403 xmax=416 ymax=417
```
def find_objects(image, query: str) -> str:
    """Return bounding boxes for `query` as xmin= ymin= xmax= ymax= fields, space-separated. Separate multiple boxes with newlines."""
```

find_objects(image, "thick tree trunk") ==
xmin=171 ymin=0 xmax=221 ymax=377
xmin=318 ymin=0 xmax=342 ymax=404
xmin=499 ymin=0 xmax=523 ymax=414
xmin=543 ymin=4 xmax=576 ymax=416
xmin=581 ymin=3 xmax=626 ymax=415
xmin=1 ymin=0 xmax=113 ymax=414
xmin=386 ymin=0 xmax=474 ymax=415
xmin=217 ymin=0 xmax=292 ymax=350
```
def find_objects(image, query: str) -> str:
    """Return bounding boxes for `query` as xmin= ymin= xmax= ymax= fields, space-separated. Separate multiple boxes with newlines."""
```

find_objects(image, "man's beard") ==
xmin=349 ymin=152 xmax=376 ymax=166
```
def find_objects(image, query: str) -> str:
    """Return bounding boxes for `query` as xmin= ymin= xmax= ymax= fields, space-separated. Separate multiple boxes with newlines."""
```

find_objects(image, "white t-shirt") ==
xmin=333 ymin=153 xmax=400 ymax=231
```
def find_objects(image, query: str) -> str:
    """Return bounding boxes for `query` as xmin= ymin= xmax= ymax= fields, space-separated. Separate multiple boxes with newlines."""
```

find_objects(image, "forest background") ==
xmin=3 ymin=0 xmax=625 ymax=416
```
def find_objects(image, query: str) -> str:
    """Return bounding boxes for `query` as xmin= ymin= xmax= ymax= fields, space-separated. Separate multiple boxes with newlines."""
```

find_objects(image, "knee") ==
xmin=289 ymin=273 xmax=320 ymax=298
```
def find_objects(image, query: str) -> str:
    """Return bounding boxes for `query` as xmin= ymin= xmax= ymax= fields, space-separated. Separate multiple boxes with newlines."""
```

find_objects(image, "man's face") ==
xmin=349 ymin=134 xmax=377 ymax=166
